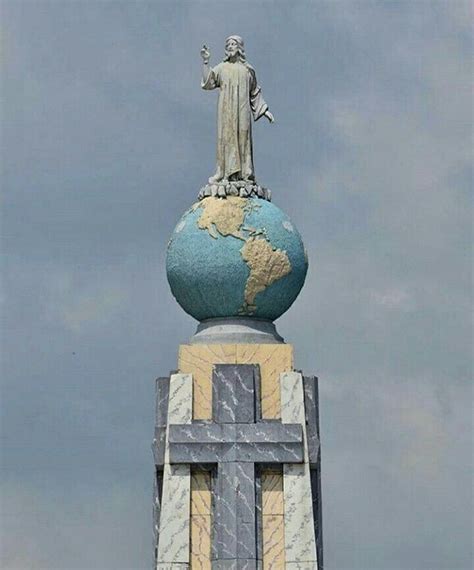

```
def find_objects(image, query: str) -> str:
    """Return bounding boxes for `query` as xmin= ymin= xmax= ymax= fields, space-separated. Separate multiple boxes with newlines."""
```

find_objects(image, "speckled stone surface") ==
xmin=190 ymin=469 xmax=212 ymax=569
xmin=261 ymin=469 xmax=285 ymax=568
xmin=178 ymin=343 xmax=293 ymax=420
xmin=153 ymin=376 xmax=170 ymax=561
xmin=153 ymin=376 xmax=170 ymax=468
xmin=156 ymin=373 xmax=193 ymax=567
xmin=153 ymin=362 xmax=323 ymax=569
xmin=169 ymin=422 xmax=303 ymax=463
xmin=280 ymin=371 xmax=319 ymax=567
xmin=304 ymin=376 xmax=324 ymax=568
xmin=191 ymin=318 xmax=284 ymax=345
xmin=166 ymin=197 xmax=308 ymax=321
xmin=302 ymin=375 xmax=320 ymax=468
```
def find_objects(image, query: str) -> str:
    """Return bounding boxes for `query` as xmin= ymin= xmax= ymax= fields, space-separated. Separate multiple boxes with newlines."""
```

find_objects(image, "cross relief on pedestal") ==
xmin=167 ymin=364 xmax=304 ymax=566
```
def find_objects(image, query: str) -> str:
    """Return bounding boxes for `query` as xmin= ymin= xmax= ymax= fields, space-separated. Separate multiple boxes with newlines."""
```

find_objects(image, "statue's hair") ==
xmin=223 ymin=35 xmax=253 ymax=70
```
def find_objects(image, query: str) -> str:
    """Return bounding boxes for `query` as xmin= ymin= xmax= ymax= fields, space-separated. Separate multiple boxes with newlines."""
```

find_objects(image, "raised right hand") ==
xmin=200 ymin=45 xmax=211 ymax=63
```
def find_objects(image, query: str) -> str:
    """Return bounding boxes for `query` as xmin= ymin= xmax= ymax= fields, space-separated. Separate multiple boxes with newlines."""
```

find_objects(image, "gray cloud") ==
xmin=1 ymin=1 xmax=472 ymax=569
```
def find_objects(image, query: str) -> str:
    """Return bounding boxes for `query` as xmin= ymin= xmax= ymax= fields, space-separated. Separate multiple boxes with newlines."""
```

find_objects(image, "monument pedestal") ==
xmin=153 ymin=341 xmax=323 ymax=569
xmin=154 ymin=34 xmax=322 ymax=566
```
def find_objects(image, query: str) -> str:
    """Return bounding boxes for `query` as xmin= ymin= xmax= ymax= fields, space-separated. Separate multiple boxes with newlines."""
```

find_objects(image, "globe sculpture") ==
xmin=166 ymin=196 xmax=308 ymax=322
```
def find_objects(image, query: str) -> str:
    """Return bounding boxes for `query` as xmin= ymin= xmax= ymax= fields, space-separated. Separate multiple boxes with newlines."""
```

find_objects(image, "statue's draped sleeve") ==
xmin=249 ymin=67 xmax=268 ymax=121
xmin=201 ymin=65 xmax=221 ymax=90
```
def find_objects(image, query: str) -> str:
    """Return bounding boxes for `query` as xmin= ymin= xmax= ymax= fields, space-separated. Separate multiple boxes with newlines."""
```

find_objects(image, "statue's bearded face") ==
xmin=225 ymin=39 xmax=239 ymax=58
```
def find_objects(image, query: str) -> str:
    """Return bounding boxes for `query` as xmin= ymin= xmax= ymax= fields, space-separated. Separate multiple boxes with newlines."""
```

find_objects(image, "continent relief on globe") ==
xmin=192 ymin=197 xmax=292 ymax=315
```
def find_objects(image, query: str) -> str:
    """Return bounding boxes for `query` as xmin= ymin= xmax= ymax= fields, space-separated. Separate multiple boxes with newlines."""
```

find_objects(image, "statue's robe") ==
xmin=202 ymin=61 xmax=268 ymax=181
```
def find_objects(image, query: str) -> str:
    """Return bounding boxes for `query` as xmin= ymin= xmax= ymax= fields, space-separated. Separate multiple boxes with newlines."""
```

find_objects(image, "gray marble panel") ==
xmin=153 ymin=468 xmax=166 ymax=554
xmin=311 ymin=468 xmax=324 ymax=569
xmin=169 ymin=421 xmax=227 ymax=443
xmin=234 ymin=422 xmax=303 ymax=444
xmin=303 ymin=375 xmax=320 ymax=468
xmin=169 ymin=439 xmax=302 ymax=464
xmin=153 ymin=427 xmax=167 ymax=468
xmin=306 ymin=376 xmax=324 ymax=566
xmin=213 ymin=462 xmax=238 ymax=559
xmin=169 ymin=422 xmax=303 ymax=445
xmin=303 ymin=376 xmax=324 ymax=566
xmin=155 ymin=376 xmax=170 ymax=426
xmin=213 ymin=462 xmax=257 ymax=561
xmin=170 ymin=442 xmax=233 ymax=464
xmin=153 ymin=377 xmax=170 ymax=469
xmin=228 ymin=441 xmax=303 ymax=463
xmin=169 ymin=420 xmax=303 ymax=465
xmin=235 ymin=462 xmax=256 ymax=525
xmin=213 ymin=364 xmax=256 ymax=423
xmin=212 ymin=561 xmax=258 ymax=570
xmin=237 ymin=522 xmax=257 ymax=559
xmin=169 ymin=422 xmax=302 ymax=444
xmin=152 ymin=471 xmax=160 ymax=564
xmin=153 ymin=377 xmax=170 ymax=561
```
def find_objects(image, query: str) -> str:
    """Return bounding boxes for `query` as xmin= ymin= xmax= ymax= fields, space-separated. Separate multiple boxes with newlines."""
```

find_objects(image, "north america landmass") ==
xmin=192 ymin=197 xmax=292 ymax=315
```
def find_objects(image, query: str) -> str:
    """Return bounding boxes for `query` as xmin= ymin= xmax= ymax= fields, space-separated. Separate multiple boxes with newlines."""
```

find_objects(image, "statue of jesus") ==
xmin=201 ymin=36 xmax=274 ymax=184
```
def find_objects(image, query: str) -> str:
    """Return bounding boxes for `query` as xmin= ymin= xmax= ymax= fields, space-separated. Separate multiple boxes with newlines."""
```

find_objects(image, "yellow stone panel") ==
xmin=190 ymin=470 xmax=212 ymax=568
xmin=190 ymin=515 xmax=211 ymax=569
xmin=236 ymin=344 xmax=293 ymax=419
xmin=179 ymin=343 xmax=293 ymax=420
xmin=262 ymin=468 xmax=285 ymax=567
xmin=179 ymin=344 xmax=235 ymax=419
xmin=191 ymin=471 xmax=212 ymax=515
xmin=262 ymin=514 xmax=285 ymax=569
xmin=261 ymin=470 xmax=284 ymax=515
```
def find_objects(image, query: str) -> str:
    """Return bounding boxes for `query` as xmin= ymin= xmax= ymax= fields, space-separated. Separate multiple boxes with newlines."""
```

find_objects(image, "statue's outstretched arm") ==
xmin=200 ymin=45 xmax=213 ymax=88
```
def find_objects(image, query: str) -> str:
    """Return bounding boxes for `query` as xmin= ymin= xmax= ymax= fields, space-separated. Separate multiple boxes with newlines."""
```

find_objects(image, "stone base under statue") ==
xmin=198 ymin=180 xmax=271 ymax=201
xmin=152 ymin=343 xmax=323 ymax=569
xmin=191 ymin=317 xmax=284 ymax=345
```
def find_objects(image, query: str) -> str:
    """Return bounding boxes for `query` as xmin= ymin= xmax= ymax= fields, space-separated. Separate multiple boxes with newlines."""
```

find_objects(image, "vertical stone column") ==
xmin=281 ymin=371 xmax=319 ymax=569
xmin=190 ymin=469 xmax=212 ymax=569
xmin=261 ymin=468 xmax=285 ymax=568
xmin=156 ymin=373 xmax=193 ymax=569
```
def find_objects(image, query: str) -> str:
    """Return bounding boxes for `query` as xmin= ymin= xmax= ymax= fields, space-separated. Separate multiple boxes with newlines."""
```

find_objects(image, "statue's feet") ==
xmin=208 ymin=173 xmax=224 ymax=184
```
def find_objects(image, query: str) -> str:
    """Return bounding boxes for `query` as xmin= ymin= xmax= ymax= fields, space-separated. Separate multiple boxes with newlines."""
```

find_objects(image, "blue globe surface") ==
xmin=166 ymin=197 xmax=308 ymax=322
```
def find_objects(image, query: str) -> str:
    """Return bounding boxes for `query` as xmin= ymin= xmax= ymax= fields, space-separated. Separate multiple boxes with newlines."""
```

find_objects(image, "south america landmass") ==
xmin=192 ymin=197 xmax=292 ymax=314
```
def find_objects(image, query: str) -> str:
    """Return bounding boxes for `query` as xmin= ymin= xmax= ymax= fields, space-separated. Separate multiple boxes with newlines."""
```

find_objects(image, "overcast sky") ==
xmin=1 ymin=1 xmax=472 ymax=569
